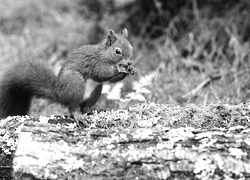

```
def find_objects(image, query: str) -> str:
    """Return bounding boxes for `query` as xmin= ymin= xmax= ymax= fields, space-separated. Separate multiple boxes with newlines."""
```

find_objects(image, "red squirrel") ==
xmin=0 ymin=28 xmax=136 ymax=119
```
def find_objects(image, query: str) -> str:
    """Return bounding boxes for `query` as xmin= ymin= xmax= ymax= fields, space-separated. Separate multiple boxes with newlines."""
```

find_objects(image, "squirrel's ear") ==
xmin=106 ymin=30 xmax=117 ymax=46
xmin=122 ymin=28 xmax=128 ymax=38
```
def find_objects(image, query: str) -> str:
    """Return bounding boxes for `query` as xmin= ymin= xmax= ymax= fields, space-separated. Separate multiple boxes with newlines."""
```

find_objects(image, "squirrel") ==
xmin=0 ymin=28 xmax=137 ymax=120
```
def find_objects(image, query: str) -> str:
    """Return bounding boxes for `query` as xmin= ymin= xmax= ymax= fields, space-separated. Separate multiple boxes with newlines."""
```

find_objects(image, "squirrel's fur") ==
xmin=0 ymin=29 xmax=136 ymax=118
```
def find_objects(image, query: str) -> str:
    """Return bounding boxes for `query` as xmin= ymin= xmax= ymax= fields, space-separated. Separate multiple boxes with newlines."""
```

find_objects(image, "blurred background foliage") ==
xmin=0 ymin=0 xmax=250 ymax=116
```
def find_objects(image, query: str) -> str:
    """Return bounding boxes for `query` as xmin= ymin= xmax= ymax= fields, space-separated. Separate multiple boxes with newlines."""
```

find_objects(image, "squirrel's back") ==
xmin=0 ymin=60 xmax=57 ymax=118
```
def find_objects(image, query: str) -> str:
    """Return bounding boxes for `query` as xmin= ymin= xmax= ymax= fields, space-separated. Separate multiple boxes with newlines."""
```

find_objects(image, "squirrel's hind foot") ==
xmin=70 ymin=110 xmax=90 ymax=127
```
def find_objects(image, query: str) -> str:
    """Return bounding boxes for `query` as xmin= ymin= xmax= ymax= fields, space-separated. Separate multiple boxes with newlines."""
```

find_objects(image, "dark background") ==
xmin=1 ymin=0 xmax=250 ymax=116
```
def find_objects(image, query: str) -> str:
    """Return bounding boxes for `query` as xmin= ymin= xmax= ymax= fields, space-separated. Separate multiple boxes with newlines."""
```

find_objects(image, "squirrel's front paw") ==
xmin=117 ymin=64 xmax=137 ymax=75
xmin=117 ymin=64 xmax=130 ymax=74
xmin=127 ymin=66 xmax=137 ymax=75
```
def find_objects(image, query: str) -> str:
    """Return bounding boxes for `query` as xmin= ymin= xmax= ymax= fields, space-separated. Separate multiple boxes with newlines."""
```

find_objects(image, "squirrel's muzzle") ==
xmin=120 ymin=58 xmax=133 ymax=66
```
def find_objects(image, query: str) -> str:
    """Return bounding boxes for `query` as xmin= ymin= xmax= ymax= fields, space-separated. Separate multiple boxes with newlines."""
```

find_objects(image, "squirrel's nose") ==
xmin=127 ymin=60 xmax=133 ymax=66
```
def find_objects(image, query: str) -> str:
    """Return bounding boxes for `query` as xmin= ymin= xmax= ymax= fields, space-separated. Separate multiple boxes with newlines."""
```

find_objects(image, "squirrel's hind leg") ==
xmin=69 ymin=108 xmax=90 ymax=127
xmin=80 ymin=84 xmax=103 ymax=113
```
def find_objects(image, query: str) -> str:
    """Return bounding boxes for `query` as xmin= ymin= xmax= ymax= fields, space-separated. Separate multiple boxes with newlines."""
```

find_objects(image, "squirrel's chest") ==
xmin=83 ymin=79 xmax=101 ymax=100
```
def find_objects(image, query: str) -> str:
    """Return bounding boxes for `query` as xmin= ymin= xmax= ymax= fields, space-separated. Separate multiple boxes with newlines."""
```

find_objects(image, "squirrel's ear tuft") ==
xmin=106 ymin=30 xmax=117 ymax=46
xmin=122 ymin=28 xmax=128 ymax=38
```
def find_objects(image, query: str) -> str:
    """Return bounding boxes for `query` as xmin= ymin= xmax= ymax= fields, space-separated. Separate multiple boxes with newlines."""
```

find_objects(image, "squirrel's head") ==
xmin=103 ymin=28 xmax=133 ymax=66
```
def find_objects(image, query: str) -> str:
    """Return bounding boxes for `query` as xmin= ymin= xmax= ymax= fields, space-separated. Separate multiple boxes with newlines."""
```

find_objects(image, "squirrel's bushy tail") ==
xmin=0 ymin=60 xmax=57 ymax=118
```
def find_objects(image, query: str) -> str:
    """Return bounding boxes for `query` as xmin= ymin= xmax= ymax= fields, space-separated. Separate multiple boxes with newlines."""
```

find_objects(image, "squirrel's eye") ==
xmin=115 ymin=48 xmax=122 ymax=55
